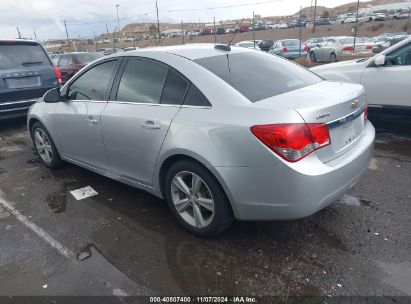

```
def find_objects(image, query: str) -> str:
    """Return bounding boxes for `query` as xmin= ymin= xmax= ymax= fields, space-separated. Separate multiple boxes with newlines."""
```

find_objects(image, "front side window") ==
xmin=68 ymin=60 xmax=117 ymax=101
xmin=116 ymin=58 xmax=168 ymax=104
xmin=194 ymin=52 xmax=321 ymax=102
xmin=386 ymin=43 xmax=411 ymax=66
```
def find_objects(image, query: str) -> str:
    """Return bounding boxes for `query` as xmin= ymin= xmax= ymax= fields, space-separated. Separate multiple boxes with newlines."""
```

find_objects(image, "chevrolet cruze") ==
xmin=27 ymin=44 xmax=375 ymax=236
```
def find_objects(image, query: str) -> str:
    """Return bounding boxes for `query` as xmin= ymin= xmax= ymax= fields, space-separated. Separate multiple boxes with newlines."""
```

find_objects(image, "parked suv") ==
xmin=0 ymin=39 xmax=60 ymax=119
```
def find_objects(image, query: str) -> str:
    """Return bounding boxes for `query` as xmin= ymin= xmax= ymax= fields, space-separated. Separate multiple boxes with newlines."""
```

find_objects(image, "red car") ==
xmin=235 ymin=25 xmax=249 ymax=33
xmin=199 ymin=28 xmax=213 ymax=36
xmin=56 ymin=52 xmax=103 ymax=84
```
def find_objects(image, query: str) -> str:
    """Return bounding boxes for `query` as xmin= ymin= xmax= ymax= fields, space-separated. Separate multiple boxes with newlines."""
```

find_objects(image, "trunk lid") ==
xmin=257 ymin=81 xmax=367 ymax=163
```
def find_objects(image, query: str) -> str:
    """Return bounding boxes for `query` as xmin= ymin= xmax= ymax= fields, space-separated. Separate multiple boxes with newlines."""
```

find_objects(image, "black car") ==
xmin=258 ymin=39 xmax=274 ymax=52
xmin=0 ymin=40 xmax=60 ymax=119
xmin=215 ymin=28 xmax=225 ymax=35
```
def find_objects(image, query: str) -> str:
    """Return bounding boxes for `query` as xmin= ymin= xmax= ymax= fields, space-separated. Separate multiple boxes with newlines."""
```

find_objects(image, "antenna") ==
xmin=228 ymin=18 xmax=245 ymax=46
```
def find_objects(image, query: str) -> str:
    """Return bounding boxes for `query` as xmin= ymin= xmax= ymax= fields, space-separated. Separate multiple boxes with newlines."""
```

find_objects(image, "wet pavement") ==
xmin=0 ymin=115 xmax=410 ymax=298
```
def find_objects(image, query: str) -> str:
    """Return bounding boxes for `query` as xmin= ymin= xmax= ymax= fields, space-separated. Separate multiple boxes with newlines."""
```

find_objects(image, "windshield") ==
xmin=282 ymin=40 xmax=300 ymax=46
xmin=0 ymin=42 xmax=50 ymax=70
xmin=73 ymin=52 xmax=103 ymax=64
xmin=194 ymin=52 xmax=321 ymax=102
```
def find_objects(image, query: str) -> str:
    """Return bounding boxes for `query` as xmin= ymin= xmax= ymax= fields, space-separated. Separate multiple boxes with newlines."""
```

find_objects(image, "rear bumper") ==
xmin=215 ymin=121 xmax=375 ymax=221
xmin=0 ymin=99 xmax=37 ymax=119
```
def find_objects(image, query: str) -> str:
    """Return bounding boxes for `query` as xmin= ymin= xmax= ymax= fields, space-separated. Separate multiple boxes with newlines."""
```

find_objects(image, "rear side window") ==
xmin=160 ymin=70 xmax=189 ymax=105
xmin=116 ymin=58 xmax=167 ymax=104
xmin=184 ymin=85 xmax=210 ymax=106
xmin=194 ymin=52 xmax=321 ymax=102
xmin=0 ymin=42 xmax=50 ymax=70
xmin=68 ymin=60 xmax=117 ymax=101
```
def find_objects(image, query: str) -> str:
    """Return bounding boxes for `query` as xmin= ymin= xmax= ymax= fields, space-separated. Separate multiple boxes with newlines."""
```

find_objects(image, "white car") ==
xmin=233 ymin=41 xmax=261 ymax=50
xmin=311 ymin=37 xmax=411 ymax=113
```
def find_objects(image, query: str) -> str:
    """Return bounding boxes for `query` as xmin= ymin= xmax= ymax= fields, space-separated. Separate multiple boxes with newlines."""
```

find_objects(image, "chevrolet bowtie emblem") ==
xmin=351 ymin=100 xmax=360 ymax=109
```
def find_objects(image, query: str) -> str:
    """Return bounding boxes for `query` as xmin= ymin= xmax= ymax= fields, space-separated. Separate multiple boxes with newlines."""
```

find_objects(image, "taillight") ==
xmin=342 ymin=46 xmax=354 ymax=51
xmin=54 ymin=66 xmax=62 ymax=85
xmin=304 ymin=45 xmax=310 ymax=52
xmin=366 ymin=45 xmax=373 ymax=49
xmin=250 ymin=123 xmax=331 ymax=162
xmin=282 ymin=47 xmax=288 ymax=53
xmin=364 ymin=98 xmax=368 ymax=120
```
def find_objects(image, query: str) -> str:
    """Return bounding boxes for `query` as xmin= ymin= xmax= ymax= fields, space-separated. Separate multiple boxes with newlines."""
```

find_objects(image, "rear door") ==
xmin=52 ymin=59 xmax=120 ymax=171
xmin=101 ymin=57 xmax=187 ymax=186
xmin=361 ymin=41 xmax=411 ymax=109
xmin=0 ymin=40 xmax=57 ymax=114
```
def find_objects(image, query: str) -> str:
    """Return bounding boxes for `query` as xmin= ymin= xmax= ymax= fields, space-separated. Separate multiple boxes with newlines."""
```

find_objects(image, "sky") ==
xmin=0 ymin=0 xmax=372 ymax=40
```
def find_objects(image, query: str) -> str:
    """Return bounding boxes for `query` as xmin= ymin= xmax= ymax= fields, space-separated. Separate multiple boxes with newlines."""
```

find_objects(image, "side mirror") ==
xmin=43 ymin=87 xmax=61 ymax=103
xmin=374 ymin=54 xmax=386 ymax=66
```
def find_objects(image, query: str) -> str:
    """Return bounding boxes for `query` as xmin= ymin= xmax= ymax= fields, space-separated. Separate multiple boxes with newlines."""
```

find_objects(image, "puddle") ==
xmin=311 ymin=225 xmax=347 ymax=251
xmin=47 ymin=190 xmax=68 ymax=214
xmin=378 ymin=261 xmax=411 ymax=295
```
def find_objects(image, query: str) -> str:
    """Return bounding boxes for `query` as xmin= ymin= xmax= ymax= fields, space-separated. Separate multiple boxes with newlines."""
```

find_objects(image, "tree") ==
xmin=322 ymin=11 xmax=330 ymax=18
xmin=149 ymin=25 xmax=158 ymax=35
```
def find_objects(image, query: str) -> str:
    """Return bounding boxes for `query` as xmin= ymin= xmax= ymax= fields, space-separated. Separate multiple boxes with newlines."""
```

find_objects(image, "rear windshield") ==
xmin=0 ymin=43 xmax=50 ymax=70
xmin=282 ymin=40 xmax=300 ymax=46
xmin=194 ymin=52 xmax=321 ymax=102
xmin=73 ymin=52 xmax=103 ymax=64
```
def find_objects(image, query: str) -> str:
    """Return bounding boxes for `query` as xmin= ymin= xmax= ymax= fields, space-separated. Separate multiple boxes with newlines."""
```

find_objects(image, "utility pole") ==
xmin=253 ymin=11 xmax=255 ymax=48
xmin=214 ymin=16 xmax=217 ymax=44
xmin=310 ymin=0 xmax=313 ymax=18
xmin=156 ymin=1 xmax=160 ymax=44
xmin=93 ymin=31 xmax=97 ymax=51
xmin=16 ymin=27 xmax=21 ymax=39
xmin=116 ymin=4 xmax=120 ymax=33
xmin=299 ymin=6 xmax=302 ymax=57
xmin=181 ymin=20 xmax=185 ymax=44
xmin=353 ymin=0 xmax=360 ymax=54
xmin=132 ymin=24 xmax=136 ymax=48
xmin=113 ymin=27 xmax=117 ymax=51
xmin=33 ymin=28 xmax=37 ymax=41
xmin=312 ymin=0 xmax=317 ymax=33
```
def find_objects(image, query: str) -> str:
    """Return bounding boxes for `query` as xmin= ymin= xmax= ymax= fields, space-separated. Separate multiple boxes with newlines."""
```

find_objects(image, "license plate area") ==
xmin=5 ymin=76 xmax=41 ymax=89
xmin=329 ymin=112 xmax=364 ymax=153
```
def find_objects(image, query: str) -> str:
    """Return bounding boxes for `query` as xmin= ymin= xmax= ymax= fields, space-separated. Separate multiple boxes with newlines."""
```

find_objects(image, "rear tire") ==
xmin=31 ymin=122 xmax=62 ymax=168
xmin=164 ymin=160 xmax=234 ymax=237
xmin=310 ymin=52 xmax=317 ymax=63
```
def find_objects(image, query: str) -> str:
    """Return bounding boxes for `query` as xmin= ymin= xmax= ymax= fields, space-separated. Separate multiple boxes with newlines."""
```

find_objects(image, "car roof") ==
xmin=0 ymin=39 xmax=39 ymax=44
xmin=113 ymin=43 xmax=252 ymax=60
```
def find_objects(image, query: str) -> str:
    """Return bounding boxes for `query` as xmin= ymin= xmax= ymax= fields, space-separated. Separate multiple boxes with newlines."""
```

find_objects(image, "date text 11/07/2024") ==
xmin=149 ymin=297 xmax=258 ymax=303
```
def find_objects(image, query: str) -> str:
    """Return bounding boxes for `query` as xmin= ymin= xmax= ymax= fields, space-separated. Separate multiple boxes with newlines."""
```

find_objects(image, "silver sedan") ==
xmin=28 ymin=44 xmax=375 ymax=236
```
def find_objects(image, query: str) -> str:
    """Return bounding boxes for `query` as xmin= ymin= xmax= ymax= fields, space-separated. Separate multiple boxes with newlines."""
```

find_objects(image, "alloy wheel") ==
xmin=170 ymin=171 xmax=215 ymax=228
xmin=33 ymin=128 xmax=53 ymax=164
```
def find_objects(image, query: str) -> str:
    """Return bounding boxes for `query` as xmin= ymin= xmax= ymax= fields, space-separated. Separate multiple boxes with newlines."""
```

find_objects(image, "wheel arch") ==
xmin=155 ymin=151 xmax=239 ymax=218
xmin=28 ymin=115 xmax=63 ymax=158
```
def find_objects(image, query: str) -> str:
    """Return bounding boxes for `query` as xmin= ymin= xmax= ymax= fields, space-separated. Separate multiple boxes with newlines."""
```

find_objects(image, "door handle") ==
xmin=86 ymin=117 xmax=98 ymax=126
xmin=141 ymin=120 xmax=160 ymax=130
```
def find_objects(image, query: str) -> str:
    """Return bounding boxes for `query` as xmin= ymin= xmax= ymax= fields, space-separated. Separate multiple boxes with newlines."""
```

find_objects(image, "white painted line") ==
xmin=0 ymin=193 xmax=75 ymax=259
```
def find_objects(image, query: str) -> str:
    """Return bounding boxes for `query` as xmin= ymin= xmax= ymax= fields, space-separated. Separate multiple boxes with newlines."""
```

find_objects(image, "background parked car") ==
xmin=215 ymin=27 xmax=225 ymax=35
xmin=56 ymin=52 xmax=103 ymax=84
xmin=309 ymin=37 xmax=372 ymax=63
xmin=258 ymin=39 xmax=274 ymax=52
xmin=311 ymin=37 xmax=411 ymax=114
xmin=235 ymin=25 xmax=249 ymax=33
xmin=199 ymin=28 xmax=213 ymax=36
xmin=270 ymin=39 xmax=306 ymax=60
xmin=123 ymin=47 xmax=139 ymax=52
xmin=0 ymin=39 xmax=60 ymax=119
xmin=233 ymin=41 xmax=261 ymax=50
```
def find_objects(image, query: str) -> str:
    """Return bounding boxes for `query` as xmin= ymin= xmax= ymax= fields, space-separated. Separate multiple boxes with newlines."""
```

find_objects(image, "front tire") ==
xmin=164 ymin=160 xmax=234 ymax=237
xmin=31 ymin=122 xmax=62 ymax=168
xmin=330 ymin=53 xmax=338 ymax=63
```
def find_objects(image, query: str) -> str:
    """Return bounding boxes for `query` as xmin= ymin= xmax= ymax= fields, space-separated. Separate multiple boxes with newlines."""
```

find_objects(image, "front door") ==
xmin=102 ymin=57 xmax=189 ymax=186
xmin=52 ymin=59 xmax=120 ymax=171
xmin=362 ymin=41 xmax=411 ymax=109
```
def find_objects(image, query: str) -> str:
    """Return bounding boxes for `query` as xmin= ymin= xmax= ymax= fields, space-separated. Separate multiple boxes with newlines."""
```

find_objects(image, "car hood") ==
xmin=311 ymin=58 xmax=367 ymax=72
